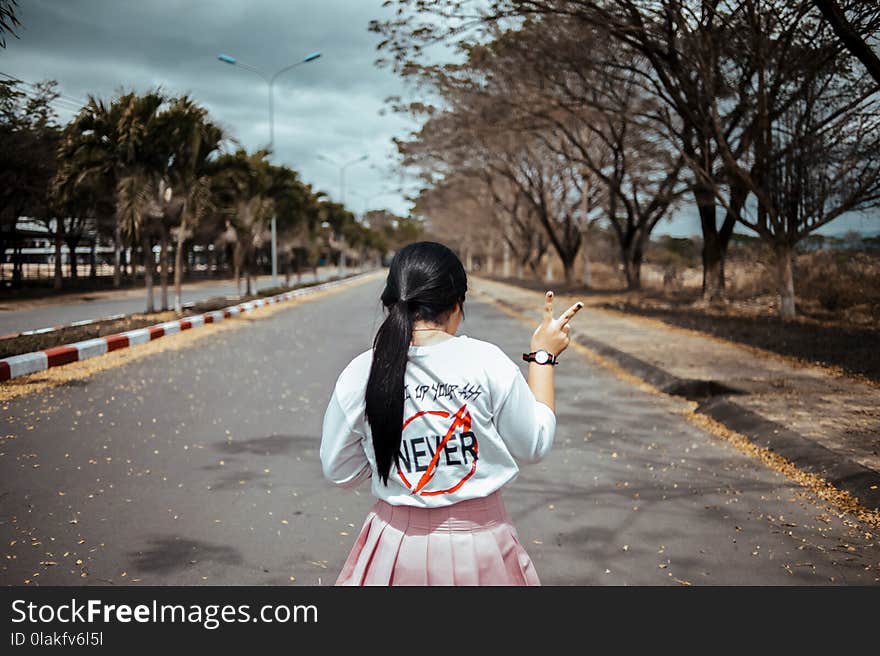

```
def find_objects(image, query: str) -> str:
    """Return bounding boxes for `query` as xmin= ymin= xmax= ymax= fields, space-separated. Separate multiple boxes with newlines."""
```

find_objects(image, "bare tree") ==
xmin=813 ymin=0 xmax=880 ymax=86
xmin=710 ymin=0 xmax=880 ymax=318
xmin=373 ymin=0 xmax=763 ymax=299
xmin=478 ymin=20 xmax=685 ymax=288
xmin=482 ymin=172 xmax=551 ymax=279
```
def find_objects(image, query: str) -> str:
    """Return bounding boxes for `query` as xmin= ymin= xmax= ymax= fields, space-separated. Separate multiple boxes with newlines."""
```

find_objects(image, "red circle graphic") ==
xmin=397 ymin=403 xmax=478 ymax=496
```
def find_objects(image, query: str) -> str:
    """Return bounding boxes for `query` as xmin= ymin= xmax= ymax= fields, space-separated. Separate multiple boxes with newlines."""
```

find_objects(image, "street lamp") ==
xmin=216 ymin=50 xmax=322 ymax=287
xmin=316 ymin=154 xmax=369 ymax=275
xmin=316 ymin=154 xmax=369 ymax=208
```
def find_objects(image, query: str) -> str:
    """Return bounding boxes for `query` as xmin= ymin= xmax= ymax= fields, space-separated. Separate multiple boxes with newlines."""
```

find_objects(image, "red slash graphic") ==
xmin=398 ymin=403 xmax=477 ymax=496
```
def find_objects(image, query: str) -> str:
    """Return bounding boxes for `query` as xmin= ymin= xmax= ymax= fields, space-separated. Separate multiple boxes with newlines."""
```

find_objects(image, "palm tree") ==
xmin=160 ymin=96 xmax=224 ymax=314
xmin=55 ymin=90 xmax=168 ymax=312
xmin=212 ymin=149 xmax=274 ymax=296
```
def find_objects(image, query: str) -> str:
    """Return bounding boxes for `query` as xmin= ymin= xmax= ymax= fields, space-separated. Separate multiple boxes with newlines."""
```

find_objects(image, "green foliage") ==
xmin=0 ymin=79 xmax=61 ymax=224
xmin=56 ymin=89 xmax=169 ymax=242
xmin=6 ymin=82 xmax=386 ymax=291
xmin=363 ymin=209 xmax=423 ymax=253
xmin=0 ymin=0 xmax=19 ymax=48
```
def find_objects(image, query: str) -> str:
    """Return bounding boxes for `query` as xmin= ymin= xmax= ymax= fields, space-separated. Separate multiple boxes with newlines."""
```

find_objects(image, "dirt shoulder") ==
xmin=597 ymin=297 xmax=880 ymax=385
xmin=471 ymin=275 xmax=880 ymax=480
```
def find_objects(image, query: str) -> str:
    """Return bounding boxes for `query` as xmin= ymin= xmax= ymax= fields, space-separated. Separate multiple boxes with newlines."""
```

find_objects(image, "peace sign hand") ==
xmin=530 ymin=291 xmax=584 ymax=357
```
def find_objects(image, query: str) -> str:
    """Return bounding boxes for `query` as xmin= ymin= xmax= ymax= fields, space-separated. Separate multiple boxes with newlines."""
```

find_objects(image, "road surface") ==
xmin=0 ymin=276 xmax=877 ymax=585
xmin=0 ymin=266 xmax=353 ymax=337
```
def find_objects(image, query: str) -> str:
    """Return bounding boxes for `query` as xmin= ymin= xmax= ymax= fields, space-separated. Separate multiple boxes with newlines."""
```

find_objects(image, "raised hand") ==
xmin=530 ymin=291 xmax=584 ymax=356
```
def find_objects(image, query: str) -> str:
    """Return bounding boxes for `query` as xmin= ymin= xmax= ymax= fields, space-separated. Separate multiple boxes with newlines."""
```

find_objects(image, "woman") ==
xmin=320 ymin=241 xmax=583 ymax=585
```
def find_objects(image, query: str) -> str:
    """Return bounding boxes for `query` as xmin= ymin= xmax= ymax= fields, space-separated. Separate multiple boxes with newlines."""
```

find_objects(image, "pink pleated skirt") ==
xmin=335 ymin=491 xmax=540 ymax=586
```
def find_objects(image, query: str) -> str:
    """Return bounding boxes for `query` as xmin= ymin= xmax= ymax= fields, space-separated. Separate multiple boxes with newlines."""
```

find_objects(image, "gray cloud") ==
xmin=7 ymin=2 xmax=870 ymax=235
xmin=1 ymin=0 xmax=417 ymax=214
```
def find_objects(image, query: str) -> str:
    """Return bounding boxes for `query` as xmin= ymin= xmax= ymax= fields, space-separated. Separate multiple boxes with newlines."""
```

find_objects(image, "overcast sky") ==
xmin=1 ymin=0 xmax=415 ymax=216
xmin=1 ymin=1 xmax=876 ymax=237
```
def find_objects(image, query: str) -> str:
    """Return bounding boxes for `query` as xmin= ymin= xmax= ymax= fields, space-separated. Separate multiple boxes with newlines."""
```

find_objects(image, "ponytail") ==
xmin=365 ymin=301 xmax=413 ymax=485
xmin=365 ymin=242 xmax=467 ymax=485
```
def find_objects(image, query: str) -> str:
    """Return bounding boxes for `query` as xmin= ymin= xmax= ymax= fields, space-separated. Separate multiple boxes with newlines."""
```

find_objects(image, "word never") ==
xmin=398 ymin=431 xmax=478 ymax=475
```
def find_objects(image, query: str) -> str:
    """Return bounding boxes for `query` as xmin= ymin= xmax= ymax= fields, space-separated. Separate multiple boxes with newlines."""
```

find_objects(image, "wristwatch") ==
xmin=523 ymin=350 xmax=558 ymax=366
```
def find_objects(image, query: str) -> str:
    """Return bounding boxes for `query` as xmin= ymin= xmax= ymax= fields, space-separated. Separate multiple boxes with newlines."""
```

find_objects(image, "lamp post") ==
xmin=316 ymin=154 xmax=368 ymax=274
xmin=316 ymin=153 xmax=368 ymax=208
xmin=347 ymin=189 xmax=387 ymax=270
xmin=217 ymin=50 xmax=321 ymax=287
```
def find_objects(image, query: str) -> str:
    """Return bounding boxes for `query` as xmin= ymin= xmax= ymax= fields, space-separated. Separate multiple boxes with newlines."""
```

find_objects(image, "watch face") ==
xmin=535 ymin=350 xmax=550 ymax=364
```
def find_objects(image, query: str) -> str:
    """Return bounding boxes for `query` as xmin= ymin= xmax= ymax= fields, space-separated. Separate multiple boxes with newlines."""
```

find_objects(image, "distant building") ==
xmin=1 ymin=217 xmax=115 ymax=266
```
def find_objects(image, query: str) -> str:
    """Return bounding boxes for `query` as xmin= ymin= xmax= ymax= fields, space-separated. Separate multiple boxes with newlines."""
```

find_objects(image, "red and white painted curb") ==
xmin=0 ymin=272 xmax=376 ymax=383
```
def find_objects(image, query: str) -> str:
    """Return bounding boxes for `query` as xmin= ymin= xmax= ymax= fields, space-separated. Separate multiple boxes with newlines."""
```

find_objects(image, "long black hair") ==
xmin=365 ymin=241 xmax=468 ymax=485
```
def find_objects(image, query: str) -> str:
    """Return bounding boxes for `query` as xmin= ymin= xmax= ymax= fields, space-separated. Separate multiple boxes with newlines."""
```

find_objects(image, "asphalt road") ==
xmin=0 ymin=266 xmax=351 ymax=336
xmin=1 ymin=276 xmax=877 ymax=586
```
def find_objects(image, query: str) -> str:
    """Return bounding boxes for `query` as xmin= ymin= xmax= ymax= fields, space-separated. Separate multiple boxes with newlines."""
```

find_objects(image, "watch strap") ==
xmin=522 ymin=350 xmax=558 ymax=365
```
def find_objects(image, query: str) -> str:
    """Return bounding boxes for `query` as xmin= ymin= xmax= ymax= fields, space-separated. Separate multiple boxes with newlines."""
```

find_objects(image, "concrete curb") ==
xmin=487 ymin=294 xmax=880 ymax=512
xmin=0 ymin=271 xmax=377 ymax=383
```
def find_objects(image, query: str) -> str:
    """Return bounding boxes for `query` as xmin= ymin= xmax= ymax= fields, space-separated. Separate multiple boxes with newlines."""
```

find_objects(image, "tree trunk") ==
xmin=113 ymin=221 xmax=122 ymax=289
xmin=581 ymin=238 xmax=592 ymax=288
xmin=173 ymin=222 xmax=186 ymax=315
xmin=66 ymin=239 xmax=79 ymax=279
xmin=233 ymin=242 xmax=243 ymax=297
xmin=620 ymin=230 xmax=646 ymax=291
xmin=12 ymin=241 xmax=22 ymax=285
xmin=159 ymin=229 xmax=169 ymax=311
xmin=89 ymin=239 xmax=97 ymax=278
xmin=503 ymin=241 xmax=511 ymax=278
xmin=562 ymin=256 xmax=575 ymax=287
xmin=622 ymin=252 xmax=641 ymax=290
xmin=0 ymin=235 xmax=6 ymax=282
xmin=544 ymin=257 xmax=553 ymax=282
xmin=53 ymin=227 xmax=63 ymax=290
xmin=696 ymin=187 xmax=725 ymax=302
xmin=143 ymin=233 xmax=155 ymax=313
xmin=245 ymin=245 xmax=253 ymax=296
xmin=775 ymin=243 xmax=796 ymax=320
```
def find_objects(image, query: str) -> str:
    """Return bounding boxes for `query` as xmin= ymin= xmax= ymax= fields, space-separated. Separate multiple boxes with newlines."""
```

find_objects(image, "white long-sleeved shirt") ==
xmin=320 ymin=334 xmax=556 ymax=507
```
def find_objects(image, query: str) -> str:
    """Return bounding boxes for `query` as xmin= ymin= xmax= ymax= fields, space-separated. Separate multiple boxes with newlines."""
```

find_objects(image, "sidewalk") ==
xmin=0 ymin=267 xmax=342 ymax=311
xmin=0 ymin=266 xmax=352 ymax=337
xmin=471 ymin=276 xmax=880 ymax=511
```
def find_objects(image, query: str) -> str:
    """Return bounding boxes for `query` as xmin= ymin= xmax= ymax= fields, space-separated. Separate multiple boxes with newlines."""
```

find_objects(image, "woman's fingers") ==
xmin=557 ymin=301 xmax=584 ymax=326
xmin=543 ymin=291 xmax=554 ymax=321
